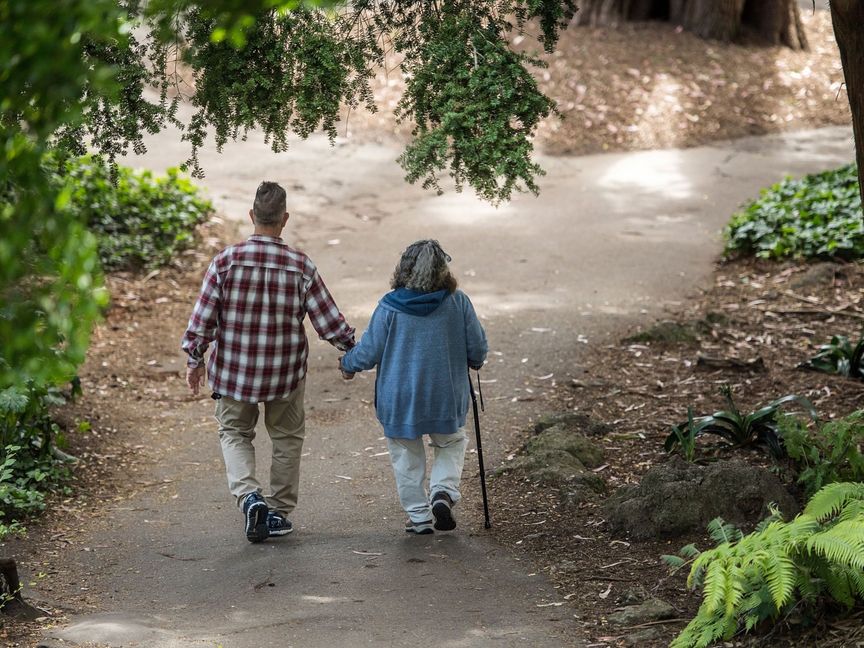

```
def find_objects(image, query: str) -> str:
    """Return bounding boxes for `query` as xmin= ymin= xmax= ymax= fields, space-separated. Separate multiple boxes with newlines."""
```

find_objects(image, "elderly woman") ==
xmin=340 ymin=240 xmax=488 ymax=534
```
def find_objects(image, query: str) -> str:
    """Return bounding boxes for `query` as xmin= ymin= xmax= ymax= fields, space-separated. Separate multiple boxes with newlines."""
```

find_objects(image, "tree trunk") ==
xmin=742 ymin=0 xmax=808 ymax=49
xmin=574 ymin=0 xmax=808 ymax=51
xmin=0 ymin=557 xmax=41 ymax=620
xmin=673 ymin=0 xmax=746 ymax=43
xmin=573 ymin=0 xmax=632 ymax=26
xmin=831 ymin=0 xmax=864 ymax=210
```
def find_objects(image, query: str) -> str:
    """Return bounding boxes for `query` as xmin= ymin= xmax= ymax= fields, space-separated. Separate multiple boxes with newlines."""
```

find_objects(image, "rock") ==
xmin=608 ymin=598 xmax=675 ymax=626
xmin=533 ymin=411 xmax=610 ymax=437
xmin=603 ymin=457 xmax=798 ymax=540
xmin=622 ymin=320 xmax=705 ymax=345
xmin=790 ymin=262 xmax=844 ymax=290
xmin=622 ymin=627 xmax=664 ymax=646
xmin=497 ymin=424 xmax=607 ymax=503
xmin=526 ymin=425 xmax=605 ymax=469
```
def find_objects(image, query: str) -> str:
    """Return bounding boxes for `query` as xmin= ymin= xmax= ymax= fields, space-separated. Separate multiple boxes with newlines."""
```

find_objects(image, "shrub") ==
xmin=58 ymin=156 xmax=213 ymax=271
xmin=801 ymin=333 xmax=864 ymax=380
xmin=725 ymin=163 xmax=863 ymax=260
xmin=779 ymin=411 xmax=864 ymax=497
xmin=664 ymin=482 xmax=864 ymax=648
xmin=0 ymin=383 xmax=75 ymax=539
xmin=664 ymin=385 xmax=818 ymax=460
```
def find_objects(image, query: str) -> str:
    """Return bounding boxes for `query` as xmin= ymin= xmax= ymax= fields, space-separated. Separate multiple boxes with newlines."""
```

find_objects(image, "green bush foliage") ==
xmin=725 ymin=164 xmax=863 ymax=260
xmin=0 ymin=383 xmax=76 ymax=539
xmin=801 ymin=333 xmax=864 ymax=380
xmin=665 ymin=482 xmax=864 ymax=648
xmin=664 ymin=385 xmax=818 ymax=460
xmin=780 ymin=411 xmax=864 ymax=497
xmin=59 ymin=157 xmax=213 ymax=271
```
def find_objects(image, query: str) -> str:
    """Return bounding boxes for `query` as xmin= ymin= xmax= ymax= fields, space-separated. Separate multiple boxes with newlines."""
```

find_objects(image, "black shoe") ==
xmin=242 ymin=492 xmax=269 ymax=543
xmin=431 ymin=492 xmax=456 ymax=531
xmin=267 ymin=511 xmax=293 ymax=537
xmin=405 ymin=519 xmax=434 ymax=534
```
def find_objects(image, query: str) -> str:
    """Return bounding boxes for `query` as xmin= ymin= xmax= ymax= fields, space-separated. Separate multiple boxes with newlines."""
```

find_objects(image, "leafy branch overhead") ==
xmin=81 ymin=1 xmax=577 ymax=204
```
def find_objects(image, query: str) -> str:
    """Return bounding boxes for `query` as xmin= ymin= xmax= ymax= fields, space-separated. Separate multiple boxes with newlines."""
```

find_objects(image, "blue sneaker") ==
xmin=242 ymin=492 xmax=269 ymax=543
xmin=267 ymin=511 xmax=293 ymax=537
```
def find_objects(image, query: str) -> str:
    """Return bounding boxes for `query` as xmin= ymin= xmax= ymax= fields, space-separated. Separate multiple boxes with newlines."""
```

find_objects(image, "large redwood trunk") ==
xmin=574 ymin=0 xmax=808 ymax=51
xmin=831 ymin=0 xmax=864 ymax=211
xmin=670 ymin=0 xmax=746 ymax=42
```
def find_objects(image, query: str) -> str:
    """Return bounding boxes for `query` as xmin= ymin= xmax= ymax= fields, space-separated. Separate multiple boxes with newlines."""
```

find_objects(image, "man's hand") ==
xmin=338 ymin=357 xmax=355 ymax=380
xmin=186 ymin=365 xmax=205 ymax=395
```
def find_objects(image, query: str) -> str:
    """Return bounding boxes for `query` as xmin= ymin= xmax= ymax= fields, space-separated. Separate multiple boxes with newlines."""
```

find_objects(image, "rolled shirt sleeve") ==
xmin=181 ymin=261 xmax=221 ymax=368
xmin=304 ymin=269 xmax=355 ymax=351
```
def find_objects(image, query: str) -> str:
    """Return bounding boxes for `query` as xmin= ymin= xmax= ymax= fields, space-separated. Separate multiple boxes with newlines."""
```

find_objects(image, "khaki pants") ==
xmin=214 ymin=380 xmax=306 ymax=516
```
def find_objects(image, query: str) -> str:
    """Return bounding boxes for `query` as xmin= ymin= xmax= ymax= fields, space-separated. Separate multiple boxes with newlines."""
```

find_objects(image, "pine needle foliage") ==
xmin=670 ymin=482 xmax=864 ymax=648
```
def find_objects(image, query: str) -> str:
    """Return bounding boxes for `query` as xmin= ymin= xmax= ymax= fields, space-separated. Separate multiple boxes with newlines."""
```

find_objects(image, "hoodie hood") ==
xmin=380 ymin=288 xmax=449 ymax=316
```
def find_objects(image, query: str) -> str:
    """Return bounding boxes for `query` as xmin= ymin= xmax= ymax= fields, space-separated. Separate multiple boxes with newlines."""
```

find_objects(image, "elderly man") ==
xmin=181 ymin=182 xmax=354 ymax=543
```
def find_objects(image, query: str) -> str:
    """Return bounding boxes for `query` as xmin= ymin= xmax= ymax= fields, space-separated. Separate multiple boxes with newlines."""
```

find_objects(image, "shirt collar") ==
xmin=248 ymin=234 xmax=284 ymax=243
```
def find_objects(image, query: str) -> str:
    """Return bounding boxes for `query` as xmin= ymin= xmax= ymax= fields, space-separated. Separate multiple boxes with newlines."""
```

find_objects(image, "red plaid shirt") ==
xmin=181 ymin=235 xmax=355 ymax=402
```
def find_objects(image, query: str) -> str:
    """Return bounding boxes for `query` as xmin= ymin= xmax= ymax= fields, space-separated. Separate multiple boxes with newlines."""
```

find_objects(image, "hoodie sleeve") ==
xmin=461 ymin=293 xmax=488 ymax=370
xmin=340 ymin=305 xmax=392 ymax=373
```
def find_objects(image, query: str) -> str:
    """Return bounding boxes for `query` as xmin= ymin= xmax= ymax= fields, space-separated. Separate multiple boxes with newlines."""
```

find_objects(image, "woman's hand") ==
xmin=339 ymin=357 xmax=355 ymax=380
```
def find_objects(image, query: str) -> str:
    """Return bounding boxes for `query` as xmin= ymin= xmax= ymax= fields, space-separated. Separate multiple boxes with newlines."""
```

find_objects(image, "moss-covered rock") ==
xmin=603 ymin=457 xmax=798 ymax=540
xmin=622 ymin=320 xmax=704 ymax=345
xmin=497 ymin=424 xmax=607 ymax=504
xmin=533 ymin=411 xmax=610 ymax=437
xmin=525 ymin=425 xmax=605 ymax=469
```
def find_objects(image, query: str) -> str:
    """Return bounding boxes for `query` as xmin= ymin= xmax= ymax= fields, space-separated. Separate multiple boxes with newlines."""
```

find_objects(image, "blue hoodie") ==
xmin=340 ymin=288 xmax=488 ymax=439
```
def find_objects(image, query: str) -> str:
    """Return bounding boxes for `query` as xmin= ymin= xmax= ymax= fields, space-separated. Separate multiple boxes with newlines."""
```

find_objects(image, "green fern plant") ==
xmin=669 ymin=482 xmax=864 ymax=648
xmin=779 ymin=411 xmax=864 ymax=497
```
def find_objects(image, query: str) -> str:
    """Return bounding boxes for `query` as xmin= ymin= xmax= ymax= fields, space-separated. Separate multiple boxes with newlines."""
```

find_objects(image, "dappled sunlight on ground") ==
xmin=597 ymin=149 xmax=694 ymax=202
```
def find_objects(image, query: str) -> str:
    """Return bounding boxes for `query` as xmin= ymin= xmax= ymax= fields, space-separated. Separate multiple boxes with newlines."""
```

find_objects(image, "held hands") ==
xmin=186 ymin=365 xmax=205 ymax=395
xmin=338 ymin=356 xmax=355 ymax=380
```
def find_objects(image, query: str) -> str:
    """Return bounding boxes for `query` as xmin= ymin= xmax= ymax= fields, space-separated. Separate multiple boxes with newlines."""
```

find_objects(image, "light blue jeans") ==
xmin=386 ymin=430 xmax=468 ymax=523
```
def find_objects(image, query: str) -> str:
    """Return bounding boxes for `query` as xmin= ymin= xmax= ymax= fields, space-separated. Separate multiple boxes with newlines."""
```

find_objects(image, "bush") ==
xmin=725 ymin=163 xmax=863 ymax=260
xmin=664 ymin=482 xmax=864 ymax=648
xmin=0 ymin=383 xmax=75 ymax=539
xmin=59 ymin=156 xmax=213 ymax=271
xmin=780 ymin=411 xmax=864 ymax=497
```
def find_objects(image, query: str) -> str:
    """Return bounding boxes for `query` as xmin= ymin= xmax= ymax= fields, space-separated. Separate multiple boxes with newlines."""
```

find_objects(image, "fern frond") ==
xmin=806 ymin=523 xmax=864 ymax=571
xmin=723 ymin=564 xmax=747 ymax=626
xmin=762 ymin=552 xmax=796 ymax=609
xmin=755 ymin=504 xmax=784 ymax=532
xmin=663 ymin=554 xmax=686 ymax=569
xmin=848 ymin=567 xmax=864 ymax=598
xmin=838 ymin=499 xmax=864 ymax=523
xmin=804 ymin=482 xmax=864 ymax=522
xmin=703 ymin=559 xmax=729 ymax=614
xmin=707 ymin=517 xmax=743 ymax=545
xmin=680 ymin=543 xmax=701 ymax=559
xmin=822 ymin=566 xmax=855 ymax=607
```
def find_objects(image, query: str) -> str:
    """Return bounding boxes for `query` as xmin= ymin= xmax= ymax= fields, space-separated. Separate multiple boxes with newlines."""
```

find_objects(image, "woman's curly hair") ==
xmin=391 ymin=239 xmax=457 ymax=293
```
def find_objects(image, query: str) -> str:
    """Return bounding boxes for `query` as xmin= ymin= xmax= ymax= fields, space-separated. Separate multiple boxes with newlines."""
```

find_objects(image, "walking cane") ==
xmin=469 ymin=369 xmax=491 ymax=529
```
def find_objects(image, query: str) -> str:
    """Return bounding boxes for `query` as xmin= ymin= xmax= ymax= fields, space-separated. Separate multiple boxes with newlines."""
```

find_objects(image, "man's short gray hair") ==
xmin=391 ymin=239 xmax=457 ymax=293
xmin=253 ymin=181 xmax=287 ymax=225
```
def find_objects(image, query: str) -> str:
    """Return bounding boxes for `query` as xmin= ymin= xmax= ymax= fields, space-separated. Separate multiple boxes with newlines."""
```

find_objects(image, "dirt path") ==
xmin=28 ymin=124 xmax=854 ymax=647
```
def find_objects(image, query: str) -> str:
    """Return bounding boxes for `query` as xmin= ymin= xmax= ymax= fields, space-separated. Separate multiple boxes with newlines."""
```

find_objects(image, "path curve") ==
xmin=34 ymin=123 xmax=854 ymax=647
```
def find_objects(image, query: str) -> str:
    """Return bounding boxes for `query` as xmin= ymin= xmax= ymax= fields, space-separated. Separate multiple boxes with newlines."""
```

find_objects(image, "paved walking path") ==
xmin=36 ymin=125 xmax=853 ymax=647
